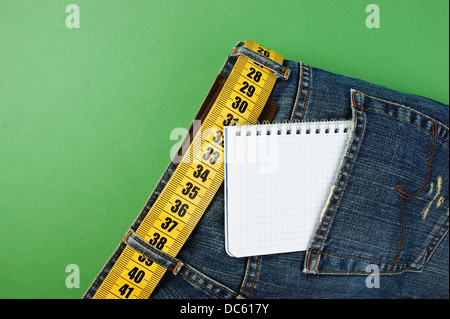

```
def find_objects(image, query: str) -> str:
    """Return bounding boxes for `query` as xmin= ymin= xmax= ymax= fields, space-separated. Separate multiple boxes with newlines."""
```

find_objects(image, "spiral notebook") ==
xmin=224 ymin=120 xmax=352 ymax=257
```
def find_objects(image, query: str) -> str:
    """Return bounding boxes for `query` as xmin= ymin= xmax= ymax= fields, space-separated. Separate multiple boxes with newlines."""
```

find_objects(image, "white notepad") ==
xmin=224 ymin=120 xmax=352 ymax=257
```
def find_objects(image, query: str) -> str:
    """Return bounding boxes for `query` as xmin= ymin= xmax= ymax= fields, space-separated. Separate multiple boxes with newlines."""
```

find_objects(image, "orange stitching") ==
xmin=240 ymin=257 xmax=252 ymax=295
xmin=389 ymin=121 xmax=437 ymax=272
xmin=365 ymin=94 xmax=449 ymax=133
xmin=247 ymin=257 xmax=260 ymax=298
xmin=123 ymin=230 xmax=132 ymax=242
xmin=395 ymin=121 xmax=438 ymax=199
xmin=363 ymin=108 xmax=448 ymax=143
xmin=310 ymin=215 xmax=449 ymax=267
xmin=173 ymin=261 xmax=182 ymax=274
xmin=310 ymin=225 xmax=448 ymax=274
xmin=388 ymin=194 xmax=406 ymax=273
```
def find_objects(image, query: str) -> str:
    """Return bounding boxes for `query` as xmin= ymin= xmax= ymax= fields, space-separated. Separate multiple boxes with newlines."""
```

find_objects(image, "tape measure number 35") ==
xmin=91 ymin=40 xmax=286 ymax=299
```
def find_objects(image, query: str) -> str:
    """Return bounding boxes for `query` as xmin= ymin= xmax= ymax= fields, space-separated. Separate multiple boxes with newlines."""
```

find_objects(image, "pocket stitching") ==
xmin=306 ymin=90 xmax=365 ymax=271
xmin=307 ymin=90 xmax=449 ymax=274
xmin=364 ymin=93 xmax=449 ymax=134
xmin=310 ymin=216 xmax=448 ymax=267
xmin=388 ymin=121 xmax=438 ymax=272
xmin=311 ymin=220 xmax=448 ymax=274
xmin=363 ymin=107 xmax=448 ymax=144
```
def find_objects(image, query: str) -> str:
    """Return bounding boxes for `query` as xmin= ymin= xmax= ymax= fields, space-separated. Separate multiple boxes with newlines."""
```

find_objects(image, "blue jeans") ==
xmin=84 ymin=42 xmax=449 ymax=299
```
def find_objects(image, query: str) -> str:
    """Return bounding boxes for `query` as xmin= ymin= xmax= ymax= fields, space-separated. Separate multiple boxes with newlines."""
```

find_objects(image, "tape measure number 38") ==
xmin=91 ymin=40 xmax=286 ymax=299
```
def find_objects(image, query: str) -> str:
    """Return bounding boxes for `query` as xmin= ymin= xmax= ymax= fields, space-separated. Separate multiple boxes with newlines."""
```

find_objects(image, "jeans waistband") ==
xmin=220 ymin=42 xmax=448 ymax=132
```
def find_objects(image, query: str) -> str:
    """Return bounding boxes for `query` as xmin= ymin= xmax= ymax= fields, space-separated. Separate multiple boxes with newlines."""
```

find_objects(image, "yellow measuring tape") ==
xmin=92 ymin=40 xmax=285 ymax=299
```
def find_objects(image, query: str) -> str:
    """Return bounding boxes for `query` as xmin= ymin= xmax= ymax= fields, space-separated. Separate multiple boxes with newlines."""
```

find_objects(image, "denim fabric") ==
xmin=84 ymin=43 xmax=449 ymax=299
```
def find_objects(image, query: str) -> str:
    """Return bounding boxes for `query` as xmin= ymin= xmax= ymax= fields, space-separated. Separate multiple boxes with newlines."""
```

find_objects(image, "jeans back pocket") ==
xmin=304 ymin=90 xmax=449 ymax=275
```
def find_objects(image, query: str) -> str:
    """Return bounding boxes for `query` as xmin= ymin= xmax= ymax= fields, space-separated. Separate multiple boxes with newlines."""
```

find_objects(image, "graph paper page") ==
xmin=224 ymin=121 xmax=351 ymax=257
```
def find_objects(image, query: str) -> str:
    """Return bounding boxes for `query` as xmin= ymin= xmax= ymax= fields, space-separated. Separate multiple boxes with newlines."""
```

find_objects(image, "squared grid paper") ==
xmin=224 ymin=121 xmax=351 ymax=257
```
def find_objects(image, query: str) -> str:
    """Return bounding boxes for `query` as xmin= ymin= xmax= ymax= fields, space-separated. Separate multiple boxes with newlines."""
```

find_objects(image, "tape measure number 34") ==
xmin=91 ymin=40 xmax=286 ymax=299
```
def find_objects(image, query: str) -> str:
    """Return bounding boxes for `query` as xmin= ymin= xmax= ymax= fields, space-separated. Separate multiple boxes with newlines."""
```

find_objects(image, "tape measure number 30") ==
xmin=91 ymin=40 xmax=285 ymax=299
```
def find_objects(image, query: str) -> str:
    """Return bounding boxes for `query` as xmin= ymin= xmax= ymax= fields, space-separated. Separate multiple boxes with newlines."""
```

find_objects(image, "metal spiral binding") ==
xmin=233 ymin=118 xmax=351 ymax=137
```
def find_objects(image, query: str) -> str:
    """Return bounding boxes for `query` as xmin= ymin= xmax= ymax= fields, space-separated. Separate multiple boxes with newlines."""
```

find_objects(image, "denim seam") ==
xmin=306 ymin=90 xmax=365 ymax=272
xmin=219 ymin=51 xmax=233 ymax=75
xmin=247 ymin=257 xmax=260 ymax=298
xmin=363 ymin=107 xmax=448 ymax=143
xmin=311 ymin=223 xmax=448 ymax=274
xmin=364 ymin=94 xmax=449 ymax=133
xmin=239 ymin=256 xmax=252 ymax=296
xmin=394 ymin=121 xmax=437 ymax=200
xmin=290 ymin=62 xmax=304 ymax=120
xmin=415 ymin=216 xmax=449 ymax=265
xmin=238 ymin=256 xmax=261 ymax=299
xmin=390 ymin=194 xmax=406 ymax=273
xmin=300 ymin=64 xmax=311 ymax=122
xmin=309 ymin=212 xmax=449 ymax=273
xmin=290 ymin=62 xmax=311 ymax=121
xmin=311 ymin=217 xmax=448 ymax=267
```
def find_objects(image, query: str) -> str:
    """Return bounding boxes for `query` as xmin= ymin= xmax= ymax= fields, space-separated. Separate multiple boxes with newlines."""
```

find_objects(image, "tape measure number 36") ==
xmin=91 ymin=40 xmax=285 ymax=299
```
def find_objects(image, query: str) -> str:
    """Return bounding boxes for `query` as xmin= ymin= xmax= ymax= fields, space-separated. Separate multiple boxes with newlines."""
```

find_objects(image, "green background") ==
xmin=0 ymin=0 xmax=448 ymax=299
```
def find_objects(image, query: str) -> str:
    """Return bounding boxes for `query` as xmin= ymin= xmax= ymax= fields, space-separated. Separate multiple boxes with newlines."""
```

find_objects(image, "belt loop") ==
xmin=124 ymin=229 xmax=182 ymax=273
xmin=230 ymin=42 xmax=290 ymax=80
xmin=172 ymin=260 xmax=185 ymax=276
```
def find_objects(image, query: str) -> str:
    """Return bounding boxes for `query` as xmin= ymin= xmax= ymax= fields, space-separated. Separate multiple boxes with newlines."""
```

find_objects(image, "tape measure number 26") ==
xmin=91 ymin=39 xmax=285 ymax=299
